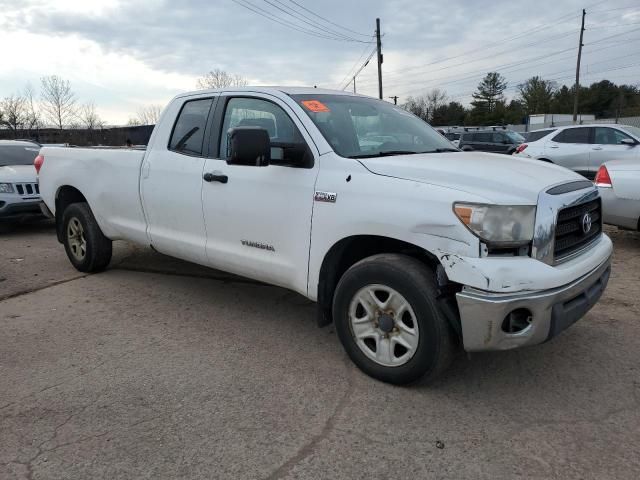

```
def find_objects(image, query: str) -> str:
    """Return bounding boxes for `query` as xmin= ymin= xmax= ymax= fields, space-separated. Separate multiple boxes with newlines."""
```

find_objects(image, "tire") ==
xmin=61 ymin=203 xmax=112 ymax=272
xmin=332 ymin=254 xmax=455 ymax=385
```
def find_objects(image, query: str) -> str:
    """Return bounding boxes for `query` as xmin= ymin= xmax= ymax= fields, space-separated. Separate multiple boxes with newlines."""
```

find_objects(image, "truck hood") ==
xmin=359 ymin=152 xmax=584 ymax=204
xmin=0 ymin=165 xmax=38 ymax=183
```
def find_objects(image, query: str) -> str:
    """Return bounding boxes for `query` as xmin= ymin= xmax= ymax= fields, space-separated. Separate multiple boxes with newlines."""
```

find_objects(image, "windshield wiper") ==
xmin=348 ymin=150 xmax=422 ymax=159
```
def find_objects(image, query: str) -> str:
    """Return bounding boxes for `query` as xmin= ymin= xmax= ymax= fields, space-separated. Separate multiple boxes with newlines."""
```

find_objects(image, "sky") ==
xmin=1 ymin=0 xmax=639 ymax=125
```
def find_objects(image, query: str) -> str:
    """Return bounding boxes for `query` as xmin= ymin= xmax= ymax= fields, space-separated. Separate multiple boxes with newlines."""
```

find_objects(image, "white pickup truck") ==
xmin=38 ymin=87 xmax=613 ymax=384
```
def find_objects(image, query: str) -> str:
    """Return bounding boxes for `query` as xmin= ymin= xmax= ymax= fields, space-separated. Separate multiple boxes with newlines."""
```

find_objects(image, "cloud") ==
xmin=1 ymin=0 xmax=638 ymax=122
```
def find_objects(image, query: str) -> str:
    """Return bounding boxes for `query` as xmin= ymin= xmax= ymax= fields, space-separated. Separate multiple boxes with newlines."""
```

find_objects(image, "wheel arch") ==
xmin=316 ymin=235 xmax=448 ymax=326
xmin=54 ymin=185 xmax=88 ymax=242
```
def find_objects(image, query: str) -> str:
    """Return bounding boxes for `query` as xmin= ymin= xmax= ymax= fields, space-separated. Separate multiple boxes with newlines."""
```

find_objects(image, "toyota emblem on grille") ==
xmin=581 ymin=212 xmax=593 ymax=235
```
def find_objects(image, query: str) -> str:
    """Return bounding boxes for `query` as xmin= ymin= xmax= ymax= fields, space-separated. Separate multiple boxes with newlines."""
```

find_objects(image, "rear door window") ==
xmin=527 ymin=129 xmax=556 ymax=142
xmin=168 ymin=98 xmax=214 ymax=156
xmin=475 ymin=133 xmax=492 ymax=142
xmin=552 ymin=127 xmax=591 ymax=144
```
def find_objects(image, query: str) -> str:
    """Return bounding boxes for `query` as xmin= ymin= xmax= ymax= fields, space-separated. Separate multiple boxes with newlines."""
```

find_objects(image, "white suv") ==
xmin=0 ymin=140 xmax=43 ymax=220
xmin=515 ymin=124 xmax=640 ymax=179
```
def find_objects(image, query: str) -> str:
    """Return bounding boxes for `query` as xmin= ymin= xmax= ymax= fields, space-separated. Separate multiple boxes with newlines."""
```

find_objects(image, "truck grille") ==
xmin=554 ymin=198 xmax=601 ymax=262
xmin=15 ymin=183 xmax=40 ymax=197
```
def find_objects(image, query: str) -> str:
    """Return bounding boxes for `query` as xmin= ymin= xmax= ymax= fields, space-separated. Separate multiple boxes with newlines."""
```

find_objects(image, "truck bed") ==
xmin=38 ymin=146 xmax=150 ymax=245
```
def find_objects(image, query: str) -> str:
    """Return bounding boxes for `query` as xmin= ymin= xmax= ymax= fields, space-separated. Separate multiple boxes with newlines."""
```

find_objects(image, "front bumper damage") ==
xmin=456 ymin=255 xmax=611 ymax=351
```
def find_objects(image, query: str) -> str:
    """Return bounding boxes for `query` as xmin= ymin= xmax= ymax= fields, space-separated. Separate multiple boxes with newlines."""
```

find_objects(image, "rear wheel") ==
xmin=333 ymin=254 xmax=455 ymax=385
xmin=62 ymin=203 xmax=112 ymax=272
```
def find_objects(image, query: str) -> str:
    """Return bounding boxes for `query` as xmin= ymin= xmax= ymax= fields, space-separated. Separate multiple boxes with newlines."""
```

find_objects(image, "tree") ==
xmin=196 ymin=69 xmax=248 ymax=89
xmin=79 ymin=102 xmax=105 ymax=130
xmin=551 ymin=85 xmax=574 ymax=113
xmin=471 ymin=72 xmax=507 ymax=114
xmin=430 ymin=101 xmax=466 ymax=126
xmin=518 ymin=76 xmax=556 ymax=114
xmin=0 ymin=94 xmax=27 ymax=138
xmin=40 ymin=75 xmax=77 ymax=130
xmin=425 ymin=89 xmax=448 ymax=116
xmin=135 ymin=105 xmax=163 ymax=125
xmin=23 ymin=83 xmax=42 ymax=133
xmin=402 ymin=95 xmax=429 ymax=121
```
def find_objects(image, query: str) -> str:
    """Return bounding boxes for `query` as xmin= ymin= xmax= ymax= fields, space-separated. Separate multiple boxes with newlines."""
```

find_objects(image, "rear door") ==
xmin=491 ymin=132 xmax=510 ymax=153
xmin=140 ymin=95 xmax=217 ymax=264
xmin=546 ymin=127 xmax=593 ymax=178
xmin=591 ymin=127 xmax=640 ymax=172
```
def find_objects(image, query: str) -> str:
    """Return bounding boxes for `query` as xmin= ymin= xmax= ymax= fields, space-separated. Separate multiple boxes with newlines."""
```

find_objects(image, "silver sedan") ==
xmin=595 ymin=159 xmax=640 ymax=231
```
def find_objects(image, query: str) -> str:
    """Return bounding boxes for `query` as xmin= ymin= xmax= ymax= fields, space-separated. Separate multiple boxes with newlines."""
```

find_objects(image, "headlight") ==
xmin=0 ymin=183 xmax=14 ymax=193
xmin=454 ymin=203 xmax=536 ymax=246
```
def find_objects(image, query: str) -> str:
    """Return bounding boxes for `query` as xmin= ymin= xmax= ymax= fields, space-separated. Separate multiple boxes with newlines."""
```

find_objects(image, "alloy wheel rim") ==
xmin=67 ymin=217 xmax=87 ymax=261
xmin=348 ymin=284 xmax=419 ymax=367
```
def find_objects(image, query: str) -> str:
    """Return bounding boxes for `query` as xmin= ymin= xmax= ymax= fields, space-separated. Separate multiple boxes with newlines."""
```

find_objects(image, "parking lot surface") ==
xmin=1 ymin=221 xmax=639 ymax=479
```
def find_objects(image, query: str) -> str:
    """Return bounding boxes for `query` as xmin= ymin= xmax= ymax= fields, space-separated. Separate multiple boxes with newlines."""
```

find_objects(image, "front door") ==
xmin=140 ymin=96 xmax=216 ymax=265
xmin=591 ymin=126 xmax=640 ymax=173
xmin=546 ymin=127 xmax=593 ymax=178
xmin=201 ymin=94 xmax=319 ymax=294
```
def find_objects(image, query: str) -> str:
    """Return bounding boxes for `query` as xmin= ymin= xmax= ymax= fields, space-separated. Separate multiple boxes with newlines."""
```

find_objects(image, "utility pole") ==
xmin=389 ymin=96 xmax=398 ymax=105
xmin=573 ymin=9 xmax=586 ymax=123
xmin=376 ymin=18 xmax=383 ymax=100
xmin=353 ymin=75 xmax=356 ymax=94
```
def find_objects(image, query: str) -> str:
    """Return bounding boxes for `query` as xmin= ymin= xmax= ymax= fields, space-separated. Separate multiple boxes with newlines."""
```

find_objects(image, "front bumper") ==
xmin=0 ymin=198 xmax=43 ymax=219
xmin=456 ymin=255 xmax=611 ymax=352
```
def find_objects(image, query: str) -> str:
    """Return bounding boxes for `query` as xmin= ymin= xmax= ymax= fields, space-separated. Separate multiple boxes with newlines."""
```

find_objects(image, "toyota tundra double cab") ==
xmin=37 ymin=87 xmax=612 ymax=384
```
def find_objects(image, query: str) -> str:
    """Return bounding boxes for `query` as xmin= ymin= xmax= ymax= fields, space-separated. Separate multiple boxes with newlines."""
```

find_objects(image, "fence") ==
xmin=507 ymin=116 xmax=640 ymax=133
xmin=0 ymin=125 xmax=155 ymax=146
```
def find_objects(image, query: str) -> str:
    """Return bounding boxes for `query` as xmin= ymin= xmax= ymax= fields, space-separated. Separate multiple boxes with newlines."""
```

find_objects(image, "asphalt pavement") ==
xmin=1 ymin=220 xmax=639 ymax=479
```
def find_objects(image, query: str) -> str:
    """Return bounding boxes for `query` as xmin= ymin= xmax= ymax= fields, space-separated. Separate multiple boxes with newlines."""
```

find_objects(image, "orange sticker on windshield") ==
xmin=302 ymin=100 xmax=330 ymax=112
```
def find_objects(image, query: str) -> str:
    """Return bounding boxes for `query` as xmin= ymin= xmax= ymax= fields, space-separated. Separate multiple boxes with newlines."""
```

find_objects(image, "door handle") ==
xmin=549 ymin=145 xmax=559 ymax=149
xmin=592 ymin=147 xmax=603 ymax=150
xmin=203 ymin=172 xmax=228 ymax=184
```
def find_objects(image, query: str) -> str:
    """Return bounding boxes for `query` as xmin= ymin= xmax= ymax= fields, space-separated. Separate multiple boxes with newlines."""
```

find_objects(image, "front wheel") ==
xmin=332 ymin=254 xmax=455 ymax=385
xmin=62 ymin=203 xmax=112 ymax=272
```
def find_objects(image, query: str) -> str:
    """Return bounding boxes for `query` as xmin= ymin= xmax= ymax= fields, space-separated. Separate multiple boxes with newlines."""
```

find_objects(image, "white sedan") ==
xmin=515 ymin=124 xmax=640 ymax=179
xmin=595 ymin=160 xmax=640 ymax=231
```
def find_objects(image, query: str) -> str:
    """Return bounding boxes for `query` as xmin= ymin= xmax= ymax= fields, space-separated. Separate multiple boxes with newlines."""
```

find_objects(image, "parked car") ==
xmin=595 ymin=161 xmax=640 ymax=231
xmin=38 ymin=87 xmax=612 ymax=385
xmin=0 ymin=140 xmax=43 ymax=220
xmin=443 ymin=131 xmax=461 ymax=147
xmin=458 ymin=128 xmax=525 ymax=154
xmin=515 ymin=124 xmax=640 ymax=179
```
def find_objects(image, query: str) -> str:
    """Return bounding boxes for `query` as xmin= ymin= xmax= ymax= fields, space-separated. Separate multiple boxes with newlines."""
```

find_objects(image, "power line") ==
xmin=342 ymin=47 xmax=377 ymax=90
xmin=384 ymin=0 xmax=613 ymax=78
xmin=335 ymin=42 xmax=377 ymax=89
xmin=384 ymin=30 xmax=640 ymax=97
xmin=231 ymin=0 xmax=371 ymax=42
xmin=261 ymin=0 xmax=370 ymax=42
xmin=287 ymin=0 xmax=372 ymax=37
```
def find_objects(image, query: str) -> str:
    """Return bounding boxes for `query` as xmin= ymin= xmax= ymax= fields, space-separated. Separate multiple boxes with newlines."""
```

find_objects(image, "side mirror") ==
xmin=620 ymin=138 xmax=637 ymax=146
xmin=271 ymin=142 xmax=313 ymax=168
xmin=227 ymin=127 xmax=270 ymax=166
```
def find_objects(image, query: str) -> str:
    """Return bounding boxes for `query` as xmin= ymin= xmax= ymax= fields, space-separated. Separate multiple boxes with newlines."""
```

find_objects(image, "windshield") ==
xmin=0 ymin=144 xmax=40 ymax=167
xmin=291 ymin=94 xmax=458 ymax=158
xmin=619 ymin=125 xmax=640 ymax=139
xmin=505 ymin=131 xmax=525 ymax=143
